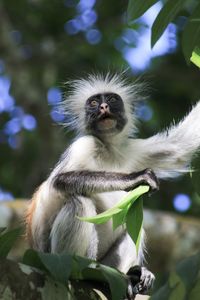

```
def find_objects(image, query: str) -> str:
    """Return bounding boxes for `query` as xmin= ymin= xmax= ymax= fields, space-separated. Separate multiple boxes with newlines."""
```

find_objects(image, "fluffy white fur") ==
xmin=61 ymin=73 xmax=141 ymax=135
xmin=27 ymin=73 xmax=200 ymax=275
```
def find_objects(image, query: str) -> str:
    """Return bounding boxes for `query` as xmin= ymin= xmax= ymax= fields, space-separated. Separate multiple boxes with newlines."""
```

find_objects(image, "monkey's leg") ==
xmin=49 ymin=195 xmax=99 ymax=258
xmin=100 ymin=233 xmax=155 ymax=298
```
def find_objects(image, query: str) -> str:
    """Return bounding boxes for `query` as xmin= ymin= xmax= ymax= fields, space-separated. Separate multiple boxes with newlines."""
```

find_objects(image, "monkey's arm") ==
xmin=131 ymin=102 xmax=200 ymax=178
xmin=53 ymin=169 xmax=158 ymax=195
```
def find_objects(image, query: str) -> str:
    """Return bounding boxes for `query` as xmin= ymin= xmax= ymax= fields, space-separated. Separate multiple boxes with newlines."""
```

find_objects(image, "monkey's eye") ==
xmin=90 ymin=100 xmax=98 ymax=107
xmin=109 ymin=97 xmax=117 ymax=103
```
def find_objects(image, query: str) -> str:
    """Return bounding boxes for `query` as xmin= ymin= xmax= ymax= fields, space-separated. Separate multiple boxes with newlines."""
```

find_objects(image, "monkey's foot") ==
xmin=126 ymin=266 xmax=155 ymax=299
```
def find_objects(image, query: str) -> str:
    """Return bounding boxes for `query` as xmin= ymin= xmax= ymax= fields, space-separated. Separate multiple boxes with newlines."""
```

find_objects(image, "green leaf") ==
xmin=182 ymin=3 xmax=200 ymax=63
xmin=112 ymin=206 xmax=129 ymax=230
xmin=78 ymin=185 xmax=149 ymax=225
xmin=168 ymin=272 xmax=186 ymax=300
xmin=127 ymin=0 xmax=158 ymax=23
xmin=23 ymin=249 xmax=48 ymax=271
xmin=151 ymin=0 xmax=187 ymax=48
xmin=0 ymin=227 xmax=22 ymax=258
xmin=126 ymin=198 xmax=143 ymax=252
xmin=99 ymin=264 xmax=127 ymax=300
xmin=176 ymin=252 xmax=200 ymax=292
xmin=23 ymin=249 xmax=73 ymax=283
xmin=151 ymin=253 xmax=200 ymax=299
xmin=78 ymin=207 xmax=122 ymax=224
xmin=81 ymin=266 xmax=106 ymax=283
xmin=71 ymin=255 xmax=93 ymax=279
xmin=38 ymin=252 xmax=72 ymax=283
xmin=189 ymin=278 xmax=200 ymax=300
xmin=117 ymin=185 xmax=149 ymax=209
xmin=190 ymin=47 xmax=200 ymax=68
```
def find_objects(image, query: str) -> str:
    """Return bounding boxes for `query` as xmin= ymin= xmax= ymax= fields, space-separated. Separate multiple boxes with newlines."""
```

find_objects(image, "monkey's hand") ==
xmin=126 ymin=266 xmax=155 ymax=299
xmin=125 ymin=168 xmax=159 ymax=194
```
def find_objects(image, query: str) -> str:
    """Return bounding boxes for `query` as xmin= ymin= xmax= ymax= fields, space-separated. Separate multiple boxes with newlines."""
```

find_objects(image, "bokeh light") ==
xmin=0 ymin=188 xmax=14 ymax=201
xmin=50 ymin=108 xmax=66 ymax=123
xmin=86 ymin=29 xmax=102 ymax=44
xmin=4 ymin=118 xmax=22 ymax=135
xmin=47 ymin=87 xmax=62 ymax=105
xmin=64 ymin=0 xmax=100 ymax=45
xmin=76 ymin=0 xmax=96 ymax=12
xmin=173 ymin=194 xmax=192 ymax=212
xmin=119 ymin=2 xmax=177 ymax=73
xmin=22 ymin=114 xmax=37 ymax=131
xmin=136 ymin=104 xmax=153 ymax=122
xmin=64 ymin=19 xmax=81 ymax=35
xmin=8 ymin=135 xmax=21 ymax=149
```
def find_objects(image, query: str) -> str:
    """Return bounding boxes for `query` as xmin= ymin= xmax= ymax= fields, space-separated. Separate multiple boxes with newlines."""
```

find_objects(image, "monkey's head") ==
xmin=85 ymin=92 xmax=127 ymax=136
xmin=62 ymin=73 xmax=140 ymax=138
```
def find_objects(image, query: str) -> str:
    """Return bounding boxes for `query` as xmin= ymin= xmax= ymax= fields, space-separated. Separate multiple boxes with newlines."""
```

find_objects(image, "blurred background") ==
xmin=0 ymin=0 xmax=200 ymax=288
xmin=0 ymin=0 xmax=200 ymax=274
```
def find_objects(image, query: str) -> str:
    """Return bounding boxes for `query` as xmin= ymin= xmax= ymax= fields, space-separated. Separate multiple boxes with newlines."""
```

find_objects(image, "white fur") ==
xmin=61 ymin=73 xmax=140 ymax=135
xmin=28 ymin=74 xmax=200 ymax=274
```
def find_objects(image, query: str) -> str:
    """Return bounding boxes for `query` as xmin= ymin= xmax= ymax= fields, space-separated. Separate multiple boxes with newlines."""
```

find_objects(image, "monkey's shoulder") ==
xmin=59 ymin=135 xmax=101 ymax=170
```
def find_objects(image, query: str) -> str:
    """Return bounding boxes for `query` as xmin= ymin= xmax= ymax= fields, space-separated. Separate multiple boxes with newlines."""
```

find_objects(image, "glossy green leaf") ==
xmin=176 ymin=252 xmax=200 ymax=291
xmin=81 ymin=265 xmax=107 ymax=283
xmin=127 ymin=0 xmax=158 ymax=22
xmin=151 ymin=0 xmax=187 ymax=48
xmin=190 ymin=47 xmax=200 ymax=68
xmin=71 ymin=255 xmax=93 ymax=279
xmin=38 ymin=252 xmax=72 ymax=283
xmin=182 ymin=3 xmax=200 ymax=63
xmin=112 ymin=206 xmax=129 ymax=230
xmin=23 ymin=249 xmax=73 ymax=283
xmin=126 ymin=198 xmax=143 ymax=252
xmin=189 ymin=278 xmax=200 ymax=300
xmin=78 ymin=207 xmax=122 ymax=224
xmin=99 ymin=264 xmax=127 ymax=300
xmin=78 ymin=185 xmax=149 ymax=224
xmin=23 ymin=249 xmax=48 ymax=271
xmin=151 ymin=253 xmax=200 ymax=299
xmin=117 ymin=185 xmax=149 ymax=209
xmin=169 ymin=272 xmax=186 ymax=300
xmin=0 ymin=227 xmax=22 ymax=258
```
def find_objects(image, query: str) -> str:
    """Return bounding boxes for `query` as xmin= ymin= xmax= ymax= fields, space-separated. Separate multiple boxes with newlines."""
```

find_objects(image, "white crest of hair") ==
xmin=61 ymin=73 xmax=140 ymax=136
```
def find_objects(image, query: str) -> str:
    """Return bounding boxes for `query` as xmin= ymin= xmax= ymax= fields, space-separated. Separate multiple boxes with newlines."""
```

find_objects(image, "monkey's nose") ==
xmin=100 ymin=103 xmax=109 ymax=113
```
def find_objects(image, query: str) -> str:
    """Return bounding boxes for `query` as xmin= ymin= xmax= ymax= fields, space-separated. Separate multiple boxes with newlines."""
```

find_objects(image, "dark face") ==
xmin=85 ymin=93 xmax=127 ymax=136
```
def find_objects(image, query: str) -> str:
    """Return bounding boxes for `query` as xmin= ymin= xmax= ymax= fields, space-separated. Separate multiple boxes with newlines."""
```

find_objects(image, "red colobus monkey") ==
xmin=26 ymin=74 xmax=200 ymax=297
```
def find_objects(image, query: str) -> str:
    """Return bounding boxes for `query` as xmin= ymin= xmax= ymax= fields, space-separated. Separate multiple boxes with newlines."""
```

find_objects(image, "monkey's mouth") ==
xmin=97 ymin=113 xmax=117 ymax=130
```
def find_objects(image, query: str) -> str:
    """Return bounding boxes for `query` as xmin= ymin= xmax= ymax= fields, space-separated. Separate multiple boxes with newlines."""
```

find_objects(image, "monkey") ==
xmin=26 ymin=73 xmax=200 ymax=298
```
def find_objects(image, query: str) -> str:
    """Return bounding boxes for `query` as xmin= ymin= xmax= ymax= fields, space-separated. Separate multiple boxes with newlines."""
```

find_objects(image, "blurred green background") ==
xmin=0 ymin=0 xmax=200 ymax=217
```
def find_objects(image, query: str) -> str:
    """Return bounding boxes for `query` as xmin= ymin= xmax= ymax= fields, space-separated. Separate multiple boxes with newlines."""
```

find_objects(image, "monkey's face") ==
xmin=85 ymin=93 xmax=127 ymax=136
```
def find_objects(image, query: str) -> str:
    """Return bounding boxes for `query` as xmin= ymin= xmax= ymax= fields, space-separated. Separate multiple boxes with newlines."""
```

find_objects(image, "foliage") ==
xmin=150 ymin=252 xmax=200 ymax=300
xmin=0 ymin=227 xmax=22 ymax=258
xmin=79 ymin=185 xmax=149 ymax=252
xmin=0 ymin=227 xmax=127 ymax=300
xmin=0 ymin=226 xmax=200 ymax=299
xmin=128 ymin=0 xmax=200 ymax=66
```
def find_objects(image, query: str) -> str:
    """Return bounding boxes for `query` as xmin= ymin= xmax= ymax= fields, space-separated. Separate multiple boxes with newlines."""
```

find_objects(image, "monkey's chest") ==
xmin=93 ymin=191 xmax=127 ymax=258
